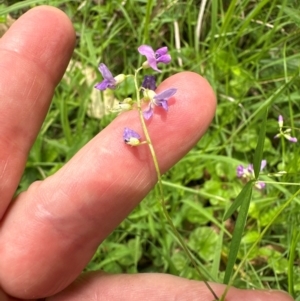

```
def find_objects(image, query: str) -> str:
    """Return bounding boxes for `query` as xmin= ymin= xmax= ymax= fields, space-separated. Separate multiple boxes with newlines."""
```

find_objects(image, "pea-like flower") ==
xmin=274 ymin=115 xmax=297 ymax=143
xmin=143 ymin=88 xmax=177 ymax=120
xmin=142 ymin=75 xmax=157 ymax=91
xmin=95 ymin=63 xmax=125 ymax=91
xmin=236 ymin=160 xmax=266 ymax=190
xmin=138 ymin=45 xmax=171 ymax=72
xmin=123 ymin=127 xmax=141 ymax=146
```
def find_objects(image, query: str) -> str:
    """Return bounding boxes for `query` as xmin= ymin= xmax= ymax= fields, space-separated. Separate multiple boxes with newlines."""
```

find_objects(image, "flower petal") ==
xmin=143 ymin=105 xmax=154 ymax=120
xmin=94 ymin=79 xmax=114 ymax=91
xmin=236 ymin=165 xmax=245 ymax=178
xmin=154 ymin=88 xmax=177 ymax=100
xmin=247 ymin=164 xmax=254 ymax=174
xmin=99 ymin=63 xmax=115 ymax=81
xmin=255 ymin=181 xmax=266 ymax=190
xmin=156 ymin=54 xmax=171 ymax=64
xmin=288 ymin=136 xmax=297 ymax=143
xmin=123 ymin=127 xmax=141 ymax=142
xmin=260 ymin=160 xmax=267 ymax=171
xmin=138 ymin=45 xmax=155 ymax=56
xmin=160 ymin=100 xmax=168 ymax=111
xmin=138 ymin=45 xmax=159 ymax=71
xmin=155 ymin=46 xmax=168 ymax=56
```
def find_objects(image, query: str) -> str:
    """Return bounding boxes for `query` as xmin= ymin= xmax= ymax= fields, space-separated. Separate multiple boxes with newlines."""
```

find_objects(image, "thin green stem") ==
xmin=281 ymin=135 xmax=286 ymax=168
xmin=134 ymin=68 xmax=219 ymax=301
xmin=288 ymin=228 xmax=299 ymax=297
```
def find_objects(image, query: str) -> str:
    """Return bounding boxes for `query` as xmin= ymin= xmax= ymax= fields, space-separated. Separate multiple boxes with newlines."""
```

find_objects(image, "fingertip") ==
xmin=148 ymin=71 xmax=217 ymax=166
xmin=159 ymin=71 xmax=217 ymax=114
xmin=160 ymin=71 xmax=216 ymax=106
xmin=159 ymin=70 xmax=216 ymax=130
xmin=0 ymin=5 xmax=75 ymax=218
xmin=1 ymin=5 xmax=75 ymax=85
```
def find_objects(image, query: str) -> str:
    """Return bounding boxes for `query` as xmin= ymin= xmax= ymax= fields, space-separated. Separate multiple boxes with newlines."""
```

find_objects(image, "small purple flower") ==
xmin=95 ymin=63 xmax=125 ymax=91
xmin=255 ymin=181 xmax=266 ymax=190
xmin=138 ymin=45 xmax=171 ymax=72
xmin=123 ymin=127 xmax=141 ymax=146
xmin=143 ymin=88 xmax=177 ymax=120
xmin=274 ymin=115 xmax=297 ymax=143
xmin=236 ymin=165 xmax=245 ymax=178
xmin=260 ymin=160 xmax=267 ymax=170
xmin=236 ymin=160 xmax=266 ymax=190
xmin=142 ymin=75 xmax=157 ymax=91
xmin=288 ymin=137 xmax=298 ymax=143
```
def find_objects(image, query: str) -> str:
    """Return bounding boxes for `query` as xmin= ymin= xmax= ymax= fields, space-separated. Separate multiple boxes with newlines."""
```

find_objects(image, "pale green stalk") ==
xmin=134 ymin=67 xmax=219 ymax=301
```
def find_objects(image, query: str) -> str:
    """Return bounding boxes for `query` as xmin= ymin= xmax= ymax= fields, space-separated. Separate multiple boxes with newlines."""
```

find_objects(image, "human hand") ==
xmin=0 ymin=6 xmax=293 ymax=301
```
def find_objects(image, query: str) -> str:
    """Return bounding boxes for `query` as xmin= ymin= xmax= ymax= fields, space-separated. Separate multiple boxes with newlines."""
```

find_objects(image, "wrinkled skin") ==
xmin=0 ymin=6 xmax=294 ymax=301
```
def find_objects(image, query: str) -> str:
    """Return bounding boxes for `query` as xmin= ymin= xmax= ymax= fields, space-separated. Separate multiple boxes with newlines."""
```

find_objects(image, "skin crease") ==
xmin=0 ymin=5 xmax=294 ymax=301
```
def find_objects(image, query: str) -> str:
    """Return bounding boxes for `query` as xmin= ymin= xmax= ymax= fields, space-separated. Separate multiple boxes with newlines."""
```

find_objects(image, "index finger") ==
xmin=0 ymin=5 xmax=75 ymax=218
xmin=0 ymin=70 xmax=216 ymax=298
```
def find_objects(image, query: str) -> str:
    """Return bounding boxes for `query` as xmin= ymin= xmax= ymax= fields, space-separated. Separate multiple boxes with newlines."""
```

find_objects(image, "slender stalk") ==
xmin=134 ymin=68 xmax=219 ymax=301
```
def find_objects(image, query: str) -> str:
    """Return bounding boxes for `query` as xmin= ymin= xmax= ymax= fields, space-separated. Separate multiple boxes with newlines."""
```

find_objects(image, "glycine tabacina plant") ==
xmin=94 ymin=45 xmax=220 ymax=301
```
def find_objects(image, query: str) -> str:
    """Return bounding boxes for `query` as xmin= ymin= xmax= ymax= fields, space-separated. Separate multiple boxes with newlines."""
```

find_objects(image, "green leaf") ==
xmin=188 ymin=227 xmax=219 ymax=262
xmin=223 ymin=181 xmax=253 ymax=221
xmin=280 ymin=5 xmax=300 ymax=28
xmin=253 ymin=109 xmax=268 ymax=178
xmin=223 ymin=185 xmax=253 ymax=284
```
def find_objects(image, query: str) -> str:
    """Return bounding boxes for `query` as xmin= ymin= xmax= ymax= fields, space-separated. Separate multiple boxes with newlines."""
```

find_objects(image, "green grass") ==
xmin=2 ymin=0 xmax=300 ymax=299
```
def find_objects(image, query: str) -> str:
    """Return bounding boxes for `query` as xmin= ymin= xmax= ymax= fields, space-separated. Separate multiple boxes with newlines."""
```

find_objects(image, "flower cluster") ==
xmin=94 ymin=45 xmax=176 ymax=145
xmin=274 ymin=115 xmax=297 ymax=143
xmin=236 ymin=160 xmax=266 ymax=190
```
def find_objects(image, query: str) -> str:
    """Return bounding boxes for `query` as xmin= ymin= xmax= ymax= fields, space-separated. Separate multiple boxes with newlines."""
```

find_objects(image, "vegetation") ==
xmin=1 ymin=0 xmax=300 ymax=299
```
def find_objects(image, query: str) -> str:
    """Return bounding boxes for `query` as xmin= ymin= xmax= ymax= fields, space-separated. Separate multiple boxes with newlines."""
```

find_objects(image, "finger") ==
xmin=0 ymin=6 xmax=75 ymax=218
xmin=47 ymin=272 xmax=293 ymax=301
xmin=0 ymin=72 xmax=216 ymax=298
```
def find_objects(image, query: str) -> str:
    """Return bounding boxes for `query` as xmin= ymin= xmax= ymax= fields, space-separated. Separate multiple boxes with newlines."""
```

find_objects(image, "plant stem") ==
xmin=134 ymin=68 xmax=219 ymax=301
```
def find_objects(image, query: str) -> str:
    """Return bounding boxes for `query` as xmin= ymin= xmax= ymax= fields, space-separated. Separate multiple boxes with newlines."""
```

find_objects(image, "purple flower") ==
xmin=255 ymin=181 xmax=266 ymax=190
xmin=288 ymin=137 xmax=298 ymax=143
xmin=143 ymin=88 xmax=177 ymax=120
xmin=95 ymin=63 xmax=125 ymax=91
xmin=236 ymin=165 xmax=245 ymax=178
xmin=260 ymin=160 xmax=267 ymax=170
xmin=123 ymin=128 xmax=141 ymax=146
xmin=138 ymin=45 xmax=171 ymax=72
xmin=274 ymin=115 xmax=297 ymax=143
xmin=142 ymin=75 xmax=157 ymax=91
xmin=236 ymin=160 xmax=266 ymax=190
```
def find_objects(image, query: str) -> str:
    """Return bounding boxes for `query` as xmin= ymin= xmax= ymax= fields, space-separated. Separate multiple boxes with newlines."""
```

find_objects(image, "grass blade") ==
xmin=223 ymin=181 xmax=253 ymax=221
xmin=253 ymin=109 xmax=268 ymax=179
xmin=223 ymin=181 xmax=253 ymax=284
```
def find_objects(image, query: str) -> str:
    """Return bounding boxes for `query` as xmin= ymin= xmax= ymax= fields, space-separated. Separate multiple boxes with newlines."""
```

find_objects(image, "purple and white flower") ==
xmin=143 ymin=88 xmax=177 ymax=120
xmin=123 ymin=128 xmax=141 ymax=146
xmin=236 ymin=160 xmax=267 ymax=190
xmin=95 ymin=63 xmax=125 ymax=91
xmin=138 ymin=45 xmax=171 ymax=72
